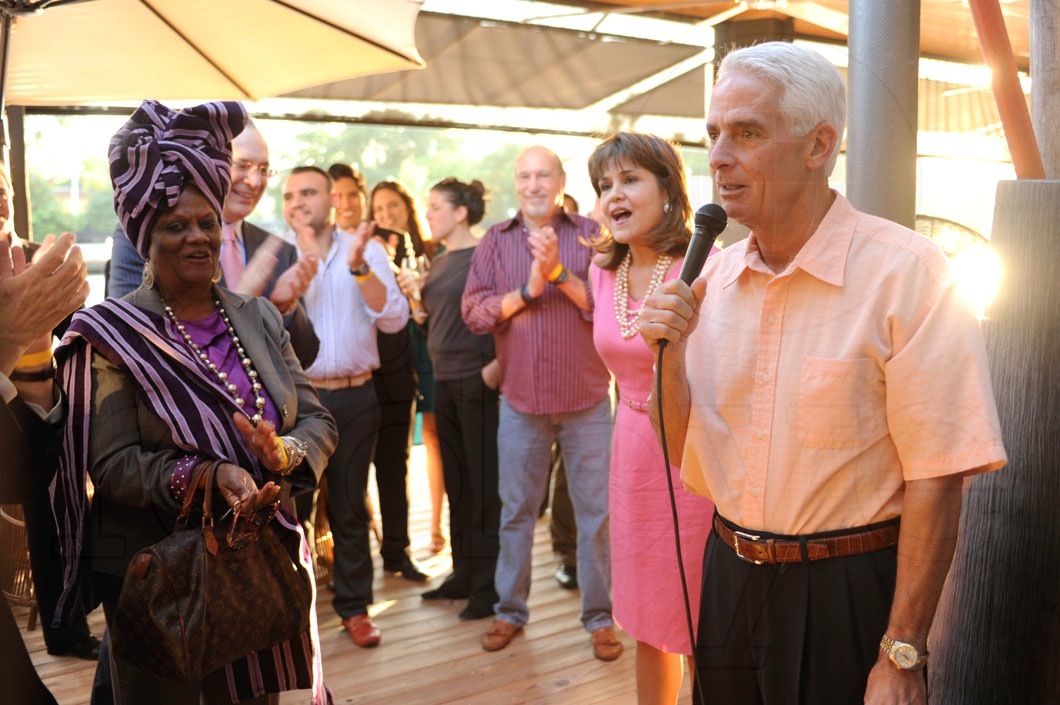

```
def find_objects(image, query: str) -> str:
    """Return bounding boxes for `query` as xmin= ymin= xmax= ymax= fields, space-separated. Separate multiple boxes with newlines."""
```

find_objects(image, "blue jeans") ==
xmin=494 ymin=396 xmax=613 ymax=631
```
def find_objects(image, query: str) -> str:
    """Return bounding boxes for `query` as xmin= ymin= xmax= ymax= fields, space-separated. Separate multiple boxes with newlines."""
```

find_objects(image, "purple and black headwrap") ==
xmin=109 ymin=100 xmax=247 ymax=258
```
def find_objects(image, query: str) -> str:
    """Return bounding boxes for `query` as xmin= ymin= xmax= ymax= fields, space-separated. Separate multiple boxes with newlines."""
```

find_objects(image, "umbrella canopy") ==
xmin=0 ymin=0 xmax=424 ymax=108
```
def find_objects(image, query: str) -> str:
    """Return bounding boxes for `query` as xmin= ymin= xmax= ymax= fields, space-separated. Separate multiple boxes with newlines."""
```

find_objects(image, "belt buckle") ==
xmin=732 ymin=530 xmax=765 ymax=565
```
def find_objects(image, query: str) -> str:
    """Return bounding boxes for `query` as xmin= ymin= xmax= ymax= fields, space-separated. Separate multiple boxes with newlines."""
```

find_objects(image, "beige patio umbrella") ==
xmin=0 ymin=0 xmax=424 ymax=108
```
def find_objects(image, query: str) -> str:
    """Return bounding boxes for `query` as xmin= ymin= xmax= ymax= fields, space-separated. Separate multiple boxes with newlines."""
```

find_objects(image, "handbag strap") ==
xmin=175 ymin=459 xmax=219 ymax=528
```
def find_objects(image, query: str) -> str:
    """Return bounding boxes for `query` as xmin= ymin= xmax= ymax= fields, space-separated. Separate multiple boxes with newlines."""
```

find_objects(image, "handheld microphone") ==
xmin=658 ymin=204 xmax=727 ymax=349
xmin=677 ymin=203 xmax=727 ymax=285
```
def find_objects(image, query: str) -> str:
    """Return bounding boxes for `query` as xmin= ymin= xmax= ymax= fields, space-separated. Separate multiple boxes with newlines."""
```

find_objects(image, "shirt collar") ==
xmin=723 ymin=191 xmax=856 ymax=289
xmin=222 ymin=220 xmax=244 ymax=243
xmin=500 ymin=208 xmax=576 ymax=233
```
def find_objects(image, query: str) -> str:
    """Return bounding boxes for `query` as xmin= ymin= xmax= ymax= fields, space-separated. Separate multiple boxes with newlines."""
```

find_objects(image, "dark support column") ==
xmin=929 ymin=180 xmax=1060 ymax=704
xmin=846 ymin=0 xmax=919 ymax=228
xmin=712 ymin=17 xmax=794 ymax=63
xmin=7 ymin=105 xmax=30 ymax=241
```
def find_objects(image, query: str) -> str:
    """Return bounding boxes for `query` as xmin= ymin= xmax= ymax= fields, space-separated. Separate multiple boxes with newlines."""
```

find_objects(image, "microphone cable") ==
xmin=655 ymin=345 xmax=708 ymax=705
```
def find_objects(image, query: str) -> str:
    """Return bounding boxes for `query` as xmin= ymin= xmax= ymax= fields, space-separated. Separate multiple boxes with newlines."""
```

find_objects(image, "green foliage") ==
xmin=25 ymin=170 xmax=69 ymax=240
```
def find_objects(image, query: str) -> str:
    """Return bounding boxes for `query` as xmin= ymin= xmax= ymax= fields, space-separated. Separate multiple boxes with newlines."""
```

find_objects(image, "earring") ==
xmin=663 ymin=202 xmax=672 ymax=214
xmin=212 ymin=262 xmax=222 ymax=283
xmin=142 ymin=259 xmax=154 ymax=289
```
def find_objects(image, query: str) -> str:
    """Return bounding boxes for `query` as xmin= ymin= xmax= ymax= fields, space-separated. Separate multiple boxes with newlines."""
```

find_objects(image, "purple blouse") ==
xmin=178 ymin=311 xmax=281 ymax=429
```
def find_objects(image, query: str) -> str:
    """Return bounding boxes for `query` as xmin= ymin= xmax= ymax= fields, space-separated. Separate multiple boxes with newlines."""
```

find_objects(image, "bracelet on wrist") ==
xmin=546 ymin=263 xmax=567 ymax=283
xmin=350 ymin=262 xmax=371 ymax=278
xmin=519 ymin=284 xmax=538 ymax=305
xmin=9 ymin=359 xmax=56 ymax=382
xmin=277 ymin=436 xmax=309 ymax=476
xmin=16 ymin=348 xmax=54 ymax=369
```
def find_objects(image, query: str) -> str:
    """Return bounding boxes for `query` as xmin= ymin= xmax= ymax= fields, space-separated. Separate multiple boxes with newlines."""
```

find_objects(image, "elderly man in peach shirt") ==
xmin=640 ymin=42 xmax=1006 ymax=705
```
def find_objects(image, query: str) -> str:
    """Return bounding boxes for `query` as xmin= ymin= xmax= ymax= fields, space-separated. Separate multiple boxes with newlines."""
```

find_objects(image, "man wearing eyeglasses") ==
xmin=107 ymin=120 xmax=320 ymax=367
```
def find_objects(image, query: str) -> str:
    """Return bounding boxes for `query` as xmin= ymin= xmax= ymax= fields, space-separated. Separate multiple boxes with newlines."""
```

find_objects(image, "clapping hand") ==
xmin=232 ymin=413 xmax=288 ymax=474
xmin=347 ymin=220 xmax=377 ymax=272
xmin=236 ymin=236 xmax=283 ymax=297
xmin=0 ymin=233 xmax=89 ymax=374
xmin=527 ymin=226 xmax=560 ymax=276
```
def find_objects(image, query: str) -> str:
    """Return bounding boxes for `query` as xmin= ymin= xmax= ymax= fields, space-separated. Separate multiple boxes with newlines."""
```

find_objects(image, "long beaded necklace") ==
xmin=161 ymin=296 xmax=267 ymax=425
xmin=614 ymin=250 xmax=673 ymax=339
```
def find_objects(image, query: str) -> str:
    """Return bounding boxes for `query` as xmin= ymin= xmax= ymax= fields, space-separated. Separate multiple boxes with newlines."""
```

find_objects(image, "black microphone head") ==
xmin=694 ymin=203 xmax=727 ymax=235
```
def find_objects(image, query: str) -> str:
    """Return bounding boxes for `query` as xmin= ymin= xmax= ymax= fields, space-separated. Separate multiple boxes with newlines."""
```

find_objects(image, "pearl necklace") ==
xmin=161 ymin=296 xmax=267 ymax=425
xmin=614 ymin=250 xmax=673 ymax=339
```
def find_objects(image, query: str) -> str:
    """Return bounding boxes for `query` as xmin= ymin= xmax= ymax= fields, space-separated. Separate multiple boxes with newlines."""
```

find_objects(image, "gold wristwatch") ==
xmin=879 ymin=634 xmax=928 ymax=671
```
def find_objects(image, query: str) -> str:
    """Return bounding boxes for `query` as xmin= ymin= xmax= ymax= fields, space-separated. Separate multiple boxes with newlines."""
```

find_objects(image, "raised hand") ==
xmin=271 ymin=254 xmax=319 ymax=314
xmin=289 ymin=209 xmax=322 ymax=261
xmin=235 ymin=235 xmax=283 ymax=297
xmin=232 ymin=413 xmax=287 ymax=473
xmin=527 ymin=226 xmax=560 ymax=275
xmin=526 ymin=259 xmax=546 ymax=299
xmin=347 ymin=220 xmax=377 ymax=272
xmin=0 ymin=233 xmax=89 ymax=374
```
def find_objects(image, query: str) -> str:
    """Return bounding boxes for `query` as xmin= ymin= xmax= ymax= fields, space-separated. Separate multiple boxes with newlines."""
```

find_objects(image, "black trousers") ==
xmin=318 ymin=383 xmax=380 ymax=618
xmin=371 ymin=379 xmax=414 ymax=565
xmin=434 ymin=373 xmax=501 ymax=611
xmin=693 ymin=521 xmax=898 ymax=705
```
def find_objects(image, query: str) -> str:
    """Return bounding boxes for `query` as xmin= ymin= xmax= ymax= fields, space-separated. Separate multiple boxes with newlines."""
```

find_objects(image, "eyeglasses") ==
xmin=232 ymin=161 xmax=276 ymax=179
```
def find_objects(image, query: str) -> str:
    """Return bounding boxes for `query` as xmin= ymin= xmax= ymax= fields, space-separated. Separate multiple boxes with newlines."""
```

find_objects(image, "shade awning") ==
xmin=284 ymin=11 xmax=704 ymax=110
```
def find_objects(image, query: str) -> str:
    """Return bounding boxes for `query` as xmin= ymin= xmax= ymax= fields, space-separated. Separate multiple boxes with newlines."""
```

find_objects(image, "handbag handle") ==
xmin=175 ymin=459 xmax=221 ymax=554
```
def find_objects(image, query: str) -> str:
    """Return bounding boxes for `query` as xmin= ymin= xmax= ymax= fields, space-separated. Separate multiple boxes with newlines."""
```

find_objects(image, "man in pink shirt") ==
xmin=640 ymin=42 xmax=1006 ymax=705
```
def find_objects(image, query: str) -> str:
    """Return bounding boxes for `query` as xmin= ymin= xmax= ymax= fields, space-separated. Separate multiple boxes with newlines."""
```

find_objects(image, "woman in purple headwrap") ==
xmin=52 ymin=100 xmax=337 ymax=704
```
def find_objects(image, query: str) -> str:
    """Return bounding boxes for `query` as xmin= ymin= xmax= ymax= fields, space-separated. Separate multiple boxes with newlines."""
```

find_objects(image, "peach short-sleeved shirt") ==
xmin=680 ymin=193 xmax=1006 ymax=535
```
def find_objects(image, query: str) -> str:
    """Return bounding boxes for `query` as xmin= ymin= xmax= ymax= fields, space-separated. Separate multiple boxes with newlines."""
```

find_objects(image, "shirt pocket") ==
xmin=796 ymin=357 xmax=885 ymax=449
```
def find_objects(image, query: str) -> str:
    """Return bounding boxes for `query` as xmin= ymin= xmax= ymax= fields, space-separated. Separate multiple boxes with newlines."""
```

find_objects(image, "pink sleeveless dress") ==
xmin=591 ymin=259 xmax=715 ymax=654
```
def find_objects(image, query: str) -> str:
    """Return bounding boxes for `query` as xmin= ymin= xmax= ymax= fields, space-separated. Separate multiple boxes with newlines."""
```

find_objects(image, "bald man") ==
xmin=462 ymin=146 xmax=619 ymax=660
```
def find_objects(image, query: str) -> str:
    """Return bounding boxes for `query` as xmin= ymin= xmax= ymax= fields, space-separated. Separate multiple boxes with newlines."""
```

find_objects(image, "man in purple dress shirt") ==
xmin=462 ymin=146 xmax=620 ymax=661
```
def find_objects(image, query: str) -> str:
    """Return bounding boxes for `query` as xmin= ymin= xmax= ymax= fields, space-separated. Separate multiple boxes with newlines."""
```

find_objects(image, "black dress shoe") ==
xmin=383 ymin=556 xmax=429 ymax=582
xmin=555 ymin=564 xmax=578 ymax=590
xmin=458 ymin=603 xmax=495 ymax=621
xmin=47 ymin=632 xmax=101 ymax=661
xmin=422 ymin=585 xmax=468 ymax=601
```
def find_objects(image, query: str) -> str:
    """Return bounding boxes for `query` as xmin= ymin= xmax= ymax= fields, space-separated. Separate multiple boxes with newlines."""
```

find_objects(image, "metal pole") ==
xmin=845 ymin=0 xmax=919 ymax=228
xmin=1 ymin=12 xmax=11 ymax=160
xmin=1030 ymin=0 xmax=1060 ymax=178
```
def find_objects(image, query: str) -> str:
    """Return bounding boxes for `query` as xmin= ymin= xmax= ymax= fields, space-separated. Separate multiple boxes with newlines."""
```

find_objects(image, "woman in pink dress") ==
xmin=588 ymin=132 xmax=715 ymax=705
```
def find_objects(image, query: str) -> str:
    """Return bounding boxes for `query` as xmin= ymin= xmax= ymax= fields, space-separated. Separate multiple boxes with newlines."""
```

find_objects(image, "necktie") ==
xmin=219 ymin=223 xmax=243 ymax=289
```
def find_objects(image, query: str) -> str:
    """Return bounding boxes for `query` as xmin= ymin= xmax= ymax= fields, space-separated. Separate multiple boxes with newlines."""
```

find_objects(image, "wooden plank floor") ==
xmin=15 ymin=445 xmax=693 ymax=704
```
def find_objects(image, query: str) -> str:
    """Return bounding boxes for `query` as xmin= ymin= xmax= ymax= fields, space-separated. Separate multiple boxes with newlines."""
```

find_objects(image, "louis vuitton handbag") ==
xmin=111 ymin=460 xmax=312 ymax=681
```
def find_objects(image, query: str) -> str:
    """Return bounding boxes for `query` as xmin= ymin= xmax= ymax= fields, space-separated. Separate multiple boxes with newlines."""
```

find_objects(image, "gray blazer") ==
xmin=84 ymin=286 xmax=337 ymax=580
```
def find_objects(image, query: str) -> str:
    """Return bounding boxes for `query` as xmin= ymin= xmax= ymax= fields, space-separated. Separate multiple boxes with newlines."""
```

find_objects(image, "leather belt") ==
xmin=713 ymin=514 xmax=900 ymax=565
xmin=312 ymin=372 xmax=372 ymax=391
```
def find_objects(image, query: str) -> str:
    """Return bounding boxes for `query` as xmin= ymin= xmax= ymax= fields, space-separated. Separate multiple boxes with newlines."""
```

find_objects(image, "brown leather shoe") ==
xmin=342 ymin=614 xmax=381 ymax=648
xmin=591 ymin=627 xmax=623 ymax=661
xmin=481 ymin=619 xmax=522 ymax=652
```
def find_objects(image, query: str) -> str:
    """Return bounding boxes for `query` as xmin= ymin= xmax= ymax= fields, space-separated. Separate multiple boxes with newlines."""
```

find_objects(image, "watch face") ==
xmin=893 ymin=643 xmax=919 ymax=669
